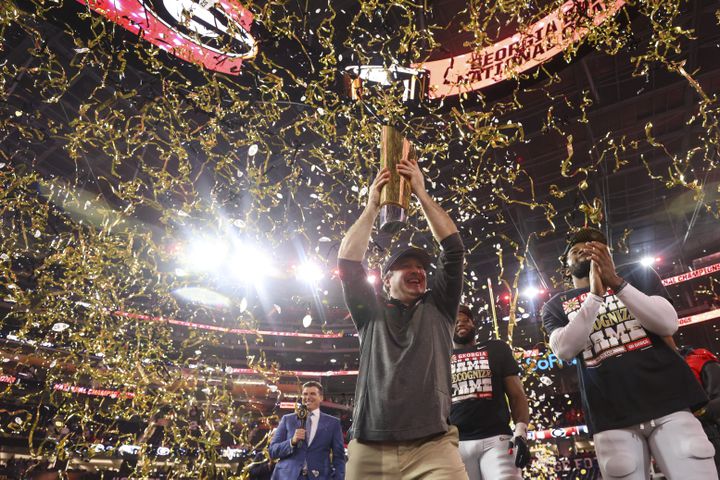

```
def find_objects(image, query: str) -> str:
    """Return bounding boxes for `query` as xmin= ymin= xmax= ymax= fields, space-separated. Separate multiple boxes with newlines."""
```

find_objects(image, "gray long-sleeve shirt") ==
xmin=338 ymin=233 xmax=464 ymax=442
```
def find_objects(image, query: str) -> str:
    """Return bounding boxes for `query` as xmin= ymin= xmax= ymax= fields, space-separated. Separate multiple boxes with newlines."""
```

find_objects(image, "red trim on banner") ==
xmin=229 ymin=367 xmax=358 ymax=377
xmin=115 ymin=311 xmax=355 ymax=338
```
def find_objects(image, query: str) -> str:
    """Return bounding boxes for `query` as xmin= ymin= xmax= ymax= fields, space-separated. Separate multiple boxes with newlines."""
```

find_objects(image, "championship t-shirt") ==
xmin=542 ymin=264 xmax=707 ymax=433
xmin=449 ymin=340 xmax=520 ymax=440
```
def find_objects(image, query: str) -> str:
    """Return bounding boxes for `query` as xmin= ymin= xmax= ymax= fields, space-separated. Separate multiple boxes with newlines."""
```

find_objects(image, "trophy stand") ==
xmin=378 ymin=125 xmax=416 ymax=233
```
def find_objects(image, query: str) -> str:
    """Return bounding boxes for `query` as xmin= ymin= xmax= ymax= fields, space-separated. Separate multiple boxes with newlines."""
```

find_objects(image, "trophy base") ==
xmin=378 ymin=204 xmax=407 ymax=234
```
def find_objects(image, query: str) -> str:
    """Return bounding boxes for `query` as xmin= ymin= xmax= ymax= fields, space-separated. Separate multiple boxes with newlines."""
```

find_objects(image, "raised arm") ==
xmin=586 ymin=241 xmax=678 ymax=336
xmin=396 ymin=157 xmax=458 ymax=243
xmin=547 ymin=294 xmax=603 ymax=361
xmin=616 ymin=285 xmax=678 ymax=336
xmin=338 ymin=168 xmax=390 ymax=261
xmin=429 ymin=234 xmax=465 ymax=319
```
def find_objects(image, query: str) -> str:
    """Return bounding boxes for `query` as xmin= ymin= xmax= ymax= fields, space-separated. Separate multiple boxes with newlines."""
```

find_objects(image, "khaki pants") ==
xmin=346 ymin=425 xmax=469 ymax=480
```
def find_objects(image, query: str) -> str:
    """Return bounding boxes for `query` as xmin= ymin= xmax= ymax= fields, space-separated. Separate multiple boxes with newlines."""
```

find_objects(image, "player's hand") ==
xmin=365 ymin=167 xmax=391 ymax=212
xmin=291 ymin=428 xmax=306 ymax=446
xmin=367 ymin=168 xmax=391 ymax=210
xmin=396 ymin=156 xmax=425 ymax=195
xmin=587 ymin=242 xmax=624 ymax=291
xmin=589 ymin=259 xmax=605 ymax=297
xmin=508 ymin=435 xmax=531 ymax=468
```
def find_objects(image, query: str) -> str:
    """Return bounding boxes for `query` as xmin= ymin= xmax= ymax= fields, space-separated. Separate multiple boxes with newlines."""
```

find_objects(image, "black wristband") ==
xmin=614 ymin=279 xmax=628 ymax=294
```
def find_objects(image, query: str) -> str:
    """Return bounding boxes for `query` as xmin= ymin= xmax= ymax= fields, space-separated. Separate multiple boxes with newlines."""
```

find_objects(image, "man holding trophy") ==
xmin=337 ymin=126 xmax=468 ymax=479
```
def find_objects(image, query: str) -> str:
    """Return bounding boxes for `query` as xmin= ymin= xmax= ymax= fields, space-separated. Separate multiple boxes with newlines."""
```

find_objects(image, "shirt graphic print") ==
xmin=451 ymin=350 xmax=493 ymax=401
xmin=562 ymin=290 xmax=651 ymax=367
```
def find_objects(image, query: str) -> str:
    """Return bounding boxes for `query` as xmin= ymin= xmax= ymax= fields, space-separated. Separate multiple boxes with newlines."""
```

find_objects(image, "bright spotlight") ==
xmin=522 ymin=286 xmax=539 ymax=298
xmin=366 ymin=274 xmax=377 ymax=284
xmin=302 ymin=313 xmax=313 ymax=328
xmin=295 ymin=262 xmax=324 ymax=283
xmin=229 ymin=244 xmax=274 ymax=282
xmin=184 ymin=238 xmax=229 ymax=272
xmin=522 ymin=286 xmax=544 ymax=298
xmin=640 ymin=256 xmax=655 ymax=267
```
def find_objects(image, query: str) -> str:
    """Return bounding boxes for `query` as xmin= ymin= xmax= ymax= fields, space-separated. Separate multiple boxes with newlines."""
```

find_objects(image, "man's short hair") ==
xmin=457 ymin=305 xmax=475 ymax=325
xmin=302 ymin=381 xmax=323 ymax=395
xmin=561 ymin=227 xmax=608 ymax=266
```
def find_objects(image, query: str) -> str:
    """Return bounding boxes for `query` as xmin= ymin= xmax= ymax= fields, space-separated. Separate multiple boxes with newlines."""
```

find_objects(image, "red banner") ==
xmin=416 ymin=0 xmax=626 ymax=98
xmin=662 ymin=262 xmax=720 ymax=286
xmin=78 ymin=0 xmax=256 ymax=75
xmin=53 ymin=383 xmax=135 ymax=399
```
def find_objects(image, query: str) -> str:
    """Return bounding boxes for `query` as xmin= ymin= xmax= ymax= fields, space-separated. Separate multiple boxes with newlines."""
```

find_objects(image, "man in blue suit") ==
xmin=269 ymin=381 xmax=346 ymax=479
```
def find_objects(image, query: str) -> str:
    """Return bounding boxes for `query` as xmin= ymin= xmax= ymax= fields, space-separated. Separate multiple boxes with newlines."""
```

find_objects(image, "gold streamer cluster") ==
xmin=0 ymin=0 xmax=718 ymax=477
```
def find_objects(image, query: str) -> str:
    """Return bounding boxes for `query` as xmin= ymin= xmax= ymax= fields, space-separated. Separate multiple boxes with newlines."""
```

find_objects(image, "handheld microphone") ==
xmin=295 ymin=403 xmax=308 ymax=448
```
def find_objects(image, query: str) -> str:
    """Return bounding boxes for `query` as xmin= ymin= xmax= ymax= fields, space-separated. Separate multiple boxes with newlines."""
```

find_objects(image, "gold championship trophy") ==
xmin=341 ymin=65 xmax=427 ymax=232
xmin=378 ymin=125 xmax=416 ymax=233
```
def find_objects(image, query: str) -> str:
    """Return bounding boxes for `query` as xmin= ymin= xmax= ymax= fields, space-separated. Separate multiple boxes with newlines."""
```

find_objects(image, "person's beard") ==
xmin=454 ymin=329 xmax=476 ymax=345
xmin=569 ymin=259 xmax=591 ymax=279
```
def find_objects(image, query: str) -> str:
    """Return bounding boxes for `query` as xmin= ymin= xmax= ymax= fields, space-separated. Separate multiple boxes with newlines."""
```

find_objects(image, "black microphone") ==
xmin=295 ymin=403 xmax=308 ymax=448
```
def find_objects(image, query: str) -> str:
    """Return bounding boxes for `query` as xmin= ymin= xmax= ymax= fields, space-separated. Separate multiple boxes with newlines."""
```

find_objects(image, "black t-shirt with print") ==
xmin=542 ymin=264 xmax=707 ymax=433
xmin=449 ymin=339 xmax=520 ymax=440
